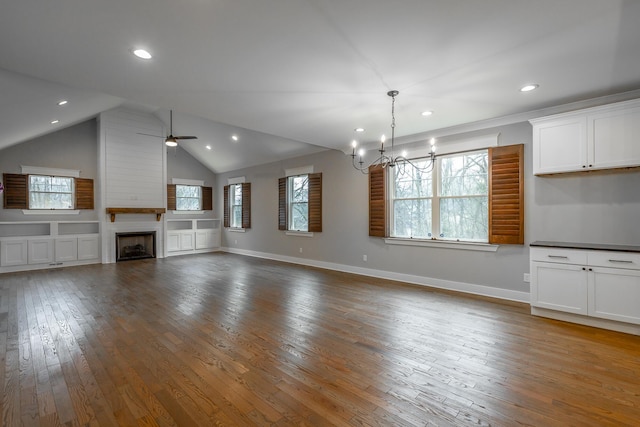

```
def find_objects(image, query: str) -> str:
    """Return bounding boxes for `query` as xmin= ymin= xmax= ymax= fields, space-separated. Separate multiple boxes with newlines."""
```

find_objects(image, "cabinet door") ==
xmin=195 ymin=230 xmax=213 ymax=249
xmin=589 ymin=267 xmax=640 ymax=325
xmin=1 ymin=239 xmax=28 ymax=266
xmin=55 ymin=238 xmax=78 ymax=262
xmin=166 ymin=232 xmax=181 ymax=252
xmin=531 ymin=261 xmax=588 ymax=314
xmin=589 ymin=105 xmax=640 ymax=170
xmin=78 ymin=235 xmax=99 ymax=260
xmin=28 ymin=239 xmax=54 ymax=265
xmin=532 ymin=116 xmax=587 ymax=174
xmin=180 ymin=232 xmax=194 ymax=251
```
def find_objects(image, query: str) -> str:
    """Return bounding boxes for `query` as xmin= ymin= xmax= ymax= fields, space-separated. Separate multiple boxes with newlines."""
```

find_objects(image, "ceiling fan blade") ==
xmin=137 ymin=132 xmax=163 ymax=138
xmin=175 ymin=136 xmax=198 ymax=140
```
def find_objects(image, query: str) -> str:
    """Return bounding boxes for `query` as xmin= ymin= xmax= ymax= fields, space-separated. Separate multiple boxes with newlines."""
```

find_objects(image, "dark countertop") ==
xmin=530 ymin=241 xmax=640 ymax=253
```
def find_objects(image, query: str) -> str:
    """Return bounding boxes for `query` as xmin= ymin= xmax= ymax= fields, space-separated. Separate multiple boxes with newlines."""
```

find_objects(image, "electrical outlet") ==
xmin=523 ymin=273 xmax=530 ymax=282
xmin=363 ymin=255 xmax=367 ymax=262
xmin=299 ymin=247 xmax=303 ymax=253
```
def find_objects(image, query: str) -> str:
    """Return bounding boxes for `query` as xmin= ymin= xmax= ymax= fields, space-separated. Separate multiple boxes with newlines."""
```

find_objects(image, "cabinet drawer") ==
xmin=588 ymin=251 xmax=640 ymax=270
xmin=530 ymin=247 xmax=587 ymax=265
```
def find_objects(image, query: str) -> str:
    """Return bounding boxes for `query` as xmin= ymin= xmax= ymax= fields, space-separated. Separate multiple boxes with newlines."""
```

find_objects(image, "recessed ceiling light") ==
xmin=231 ymin=135 xmax=238 ymax=141
xmin=206 ymin=145 xmax=212 ymax=150
xmin=51 ymin=120 xmax=59 ymax=124
xmin=57 ymin=100 xmax=68 ymax=106
xmin=421 ymin=111 xmax=433 ymax=117
xmin=133 ymin=49 xmax=152 ymax=60
xmin=520 ymin=84 xmax=539 ymax=92
xmin=355 ymin=128 xmax=365 ymax=133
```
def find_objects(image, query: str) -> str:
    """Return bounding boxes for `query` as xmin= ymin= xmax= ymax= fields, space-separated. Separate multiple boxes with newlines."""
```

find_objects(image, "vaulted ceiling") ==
xmin=1 ymin=0 xmax=639 ymax=173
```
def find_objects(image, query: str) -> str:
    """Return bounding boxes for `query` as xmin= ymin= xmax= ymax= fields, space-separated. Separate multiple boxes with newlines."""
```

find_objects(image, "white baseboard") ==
xmin=220 ymin=247 xmax=530 ymax=303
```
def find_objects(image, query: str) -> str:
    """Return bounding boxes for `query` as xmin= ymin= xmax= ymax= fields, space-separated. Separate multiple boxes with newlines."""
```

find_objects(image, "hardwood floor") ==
xmin=1 ymin=253 xmax=639 ymax=426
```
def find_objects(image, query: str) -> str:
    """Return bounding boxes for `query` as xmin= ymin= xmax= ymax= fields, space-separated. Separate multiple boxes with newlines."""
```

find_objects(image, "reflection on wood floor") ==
xmin=1 ymin=252 xmax=639 ymax=426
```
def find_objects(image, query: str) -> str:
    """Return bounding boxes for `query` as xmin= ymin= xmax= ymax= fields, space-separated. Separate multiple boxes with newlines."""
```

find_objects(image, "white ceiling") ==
xmin=1 ymin=0 xmax=639 ymax=173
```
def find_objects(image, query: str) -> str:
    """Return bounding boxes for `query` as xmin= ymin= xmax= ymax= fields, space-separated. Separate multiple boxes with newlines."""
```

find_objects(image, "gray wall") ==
xmin=0 ymin=119 xmax=98 ymax=221
xmin=217 ymin=119 xmax=640 ymax=295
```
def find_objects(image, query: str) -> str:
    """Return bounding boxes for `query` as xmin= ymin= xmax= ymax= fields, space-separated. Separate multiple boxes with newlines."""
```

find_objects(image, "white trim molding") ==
xmin=22 ymin=210 xmax=80 ymax=215
xmin=228 ymin=176 xmax=246 ymax=185
xmin=21 ymin=165 xmax=80 ymax=177
xmin=384 ymin=238 xmax=499 ymax=252
xmin=171 ymin=178 xmax=205 ymax=186
xmin=285 ymin=165 xmax=313 ymax=177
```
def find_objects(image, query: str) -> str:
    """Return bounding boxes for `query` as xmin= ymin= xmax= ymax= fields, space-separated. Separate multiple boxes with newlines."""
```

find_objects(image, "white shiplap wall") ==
xmin=98 ymin=108 xmax=167 ymax=263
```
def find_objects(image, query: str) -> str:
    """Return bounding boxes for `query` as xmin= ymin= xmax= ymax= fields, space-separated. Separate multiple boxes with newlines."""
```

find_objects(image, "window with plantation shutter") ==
xmin=369 ymin=144 xmax=524 ymax=245
xmin=223 ymin=185 xmax=230 ymax=228
xmin=167 ymin=184 xmax=176 ymax=210
xmin=242 ymin=182 xmax=251 ymax=229
xmin=3 ymin=173 xmax=27 ymax=209
xmin=488 ymin=144 xmax=524 ymax=244
xmin=278 ymin=177 xmax=287 ymax=230
xmin=278 ymin=173 xmax=322 ymax=232
xmin=369 ymin=165 xmax=387 ymax=237
xmin=167 ymin=184 xmax=211 ymax=211
xmin=202 ymin=187 xmax=213 ymax=211
xmin=3 ymin=173 xmax=94 ymax=210
xmin=224 ymin=183 xmax=251 ymax=229
xmin=74 ymin=178 xmax=94 ymax=210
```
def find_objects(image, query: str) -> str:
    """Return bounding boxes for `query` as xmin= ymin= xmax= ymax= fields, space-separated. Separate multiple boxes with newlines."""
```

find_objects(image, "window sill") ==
xmin=228 ymin=228 xmax=246 ymax=233
xmin=22 ymin=210 xmax=80 ymax=215
xmin=171 ymin=210 xmax=204 ymax=215
xmin=384 ymin=237 xmax=499 ymax=252
xmin=285 ymin=231 xmax=314 ymax=238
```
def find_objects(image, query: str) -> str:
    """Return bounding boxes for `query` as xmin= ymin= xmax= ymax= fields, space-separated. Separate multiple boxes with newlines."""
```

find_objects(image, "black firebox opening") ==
xmin=116 ymin=231 xmax=156 ymax=262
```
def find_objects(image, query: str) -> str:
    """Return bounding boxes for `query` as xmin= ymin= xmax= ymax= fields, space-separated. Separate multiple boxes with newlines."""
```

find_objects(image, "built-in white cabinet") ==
xmin=28 ymin=238 xmax=54 ymax=265
xmin=531 ymin=99 xmax=640 ymax=175
xmin=531 ymin=245 xmax=640 ymax=331
xmin=0 ymin=222 xmax=100 ymax=272
xmin=166 ymin=219 xmax=220 ymax=256
xmin=1 ymin=239 xmax=28 ymax=267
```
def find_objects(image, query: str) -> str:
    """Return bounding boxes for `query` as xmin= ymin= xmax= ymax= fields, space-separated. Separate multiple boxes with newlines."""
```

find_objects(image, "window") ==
xmin=167 ymin=184 xmax=212 ymax=212
xmin=230 ymin=184 xmax=243 ymax=228
xmin=278 ymin=173 xmax=322 ymax=232
xmin=288 ymin=175 xmax=309 ymax=231
xmin=29 ymin=175 xmax=75 ymax=209
xmin=176 ymin=185 xmax=201 ymax=211
xmin=223 ymin=182 xmax=250 ymax=229
xmin=371 ymin=144 xmax=524 ymax=245
xmin=391 ymin=150 xmax=488 ymax=242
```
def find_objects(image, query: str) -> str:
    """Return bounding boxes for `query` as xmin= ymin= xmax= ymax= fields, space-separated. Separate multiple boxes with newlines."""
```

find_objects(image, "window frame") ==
xmin=278 ymin=172 xmax=322 ymax=234
xmin=389 ymin=148 xmax=489 ymax=243
xmin=287 ymin=174 xmax=310 ymax=232
xmin=229 ymin=183 xmax=243 ymax=228
xmin=28 ymin=174 xmax=76 ymax=210
xmin=175 ymin=184 xmax=202 ymax=211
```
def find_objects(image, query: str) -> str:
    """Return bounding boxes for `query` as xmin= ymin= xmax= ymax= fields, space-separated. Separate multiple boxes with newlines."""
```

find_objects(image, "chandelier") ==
xmin=350 ymin=90 xmax=436 ymax=174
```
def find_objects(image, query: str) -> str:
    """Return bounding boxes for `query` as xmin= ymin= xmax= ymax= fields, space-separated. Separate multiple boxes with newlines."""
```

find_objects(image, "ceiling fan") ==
xmin=139 ymin=110 xmax=197 ymax=146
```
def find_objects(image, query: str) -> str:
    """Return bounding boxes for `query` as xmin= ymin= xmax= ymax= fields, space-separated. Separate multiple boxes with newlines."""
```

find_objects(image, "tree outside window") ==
xmin=288 ymin=175 xmax=309 ymax=231
xmin=29 ymin=175 xmax=74 ymax=209
xmin=176 ymin=185 xmax=202 ymax=211
xmin=391 ymin=150 xmax=488 ymax=242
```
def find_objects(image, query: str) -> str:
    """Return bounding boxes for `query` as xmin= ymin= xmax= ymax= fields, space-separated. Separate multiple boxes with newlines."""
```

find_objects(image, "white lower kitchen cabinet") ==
xmin=530 ymin=242 xmax=640 ymax=334
xmin=589 ymin=267 xmax=640 ymax=325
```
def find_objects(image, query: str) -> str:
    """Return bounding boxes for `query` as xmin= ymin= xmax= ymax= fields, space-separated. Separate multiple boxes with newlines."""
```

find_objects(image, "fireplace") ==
xmin=116 ymin=231 xmax=156 ymax=261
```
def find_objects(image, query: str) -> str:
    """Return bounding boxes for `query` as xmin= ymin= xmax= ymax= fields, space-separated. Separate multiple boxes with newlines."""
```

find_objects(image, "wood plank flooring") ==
xmin=1 ymin=252 xmax=639 ymax=426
